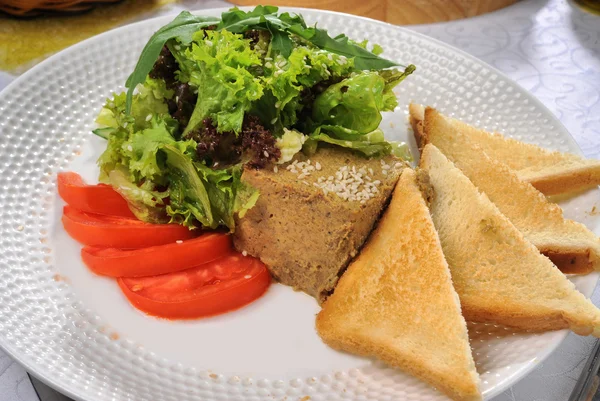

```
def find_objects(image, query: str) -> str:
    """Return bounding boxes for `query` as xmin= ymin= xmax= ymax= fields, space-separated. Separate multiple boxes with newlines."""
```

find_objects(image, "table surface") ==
xmin=1 ymin=0 xmax=599 ymax=400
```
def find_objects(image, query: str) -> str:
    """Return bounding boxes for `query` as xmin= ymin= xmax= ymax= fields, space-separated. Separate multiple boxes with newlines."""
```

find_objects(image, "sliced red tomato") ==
xmin=118 ymin=253 xmax=271 ymax=319
xmin=58 ymin=172 xmax=134 ymax=218
xmin=81 ymin=233 xmax=232 ymax=277
xmin=62 ymin=206 xmax=195 ymax=248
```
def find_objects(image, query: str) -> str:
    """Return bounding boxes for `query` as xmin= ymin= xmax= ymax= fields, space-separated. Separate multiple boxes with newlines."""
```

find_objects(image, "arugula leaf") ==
xmin=124 ymin=11 xmax=219 ymax=114
xmin=217 ymin=7 xmax=403 ymax=71
xmin=278 ymin=11 xmax=308 ymax=28
xmin=302 ymin=30 xmax=398 ymax=70
xmin=268 ymin=25 xmax=293 ymax=58
xmin=218 ymin=5 xmax=279 ymax=32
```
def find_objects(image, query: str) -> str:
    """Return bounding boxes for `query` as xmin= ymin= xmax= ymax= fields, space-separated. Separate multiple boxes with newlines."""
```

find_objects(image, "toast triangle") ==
xmin=316 ymin=169 xmax=481 ymax=401
xmin=420 ymin=144 xmax=600 ymax=335
xmin=422 ymin=107 xmax=600 ymax=275
xmin=409 ymin=103 xmax=600 ymax=196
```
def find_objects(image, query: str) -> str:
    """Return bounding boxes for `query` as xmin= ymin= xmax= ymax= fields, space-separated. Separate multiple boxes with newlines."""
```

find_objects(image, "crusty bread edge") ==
xmin=409 ymin=103 xmax=427 ymax=150
xmin=417 ymin=106 xmax=600 ymax=274
xmin=521 ymin=166 xmax=600 ymax=196
xmin=541 ymin=247 xmax=595 ymax=275
xmin=316 ymin=169 xmax=481 ymax=401
xmin=421 ymin=144 xmax=600 ymax=337
xmin=410 ymin=103 xmax=600 ymax=195
xmin=317 ymin=328 xmax=482 ymax=401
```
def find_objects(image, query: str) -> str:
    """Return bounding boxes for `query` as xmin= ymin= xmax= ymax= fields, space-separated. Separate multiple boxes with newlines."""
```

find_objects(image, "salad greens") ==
xmin=216 ymin=6 xmax=400 ymax=70
xmin=311 ymin=70 xmax=413 ymax=134
xmin=182 ymin=29 xmax=264 ymax=135
xmin=125 ymin=12 xmax=220 ymax=113
xmin=96 ymin=6 xmax=415 ymax=231
xmin=97 ymin=98 xmax=257 ymax=229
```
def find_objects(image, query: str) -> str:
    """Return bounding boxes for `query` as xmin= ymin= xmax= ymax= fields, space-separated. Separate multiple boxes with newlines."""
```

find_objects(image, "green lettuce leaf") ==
xmin=181 ymin=29 xmax=264 ymax=134
xmin=233 ymin=172 xmax=260 ymax=219
xmin=122 ymin=118 xmax=215 ymax=228
xmin=98 ymin=114 xmax=259 ymax=230
xmin=194 ymin=163 xmax=259 ymax=229
xmin=95 ymin=77 xmax=173 ymax=138
xmin=312 ymin=72 xmax=385 ymax=134
xmin=380 ymin=66 xmax=416 ymax=111
xmin=163 ymin=144 xmax=214 ymax=228
xmin=311 ymin=67 xmax=414 ymax=134
xmin=126 ymin=117 xmax=184 ymax=183
xmin=309 ymin=125 xmax=411 ymax=160
xmin=310 ymin=131 xmax=390 ymax=157
xmin=108 ymin=168 xmax=168 ymax=224
xmin=195 ymin=163 xmax=236 ymax=228
xmin=390 ymin=141 xmax=412 ymax=160
xmin=252 ymin=45 xmax=354 ymax=134
xmin=92 ymin=127 xmax=114 ymax=140
xmin=97 ymin=123 xmax=133 ymax=183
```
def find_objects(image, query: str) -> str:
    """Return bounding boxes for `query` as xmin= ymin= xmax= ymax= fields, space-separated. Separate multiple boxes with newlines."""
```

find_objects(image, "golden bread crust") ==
xmin=420 ymin=107 xmax=600 ymax=275
xmin=420 ymin=144 xmax=600 ymax=336
xmin=317 ymin=169 xmax=482 ymax=401
xmin=408 ymin=103 xmax=600 ymax=196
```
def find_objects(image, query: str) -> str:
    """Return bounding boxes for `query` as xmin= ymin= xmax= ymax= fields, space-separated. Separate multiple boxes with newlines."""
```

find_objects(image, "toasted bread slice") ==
xmin=409 ymin=103 xmax=600 ymax=196
xmin=422 ymin=107 xmax=600 ymax=275
xmin=420 ymin=144 xmax=600 ymax=335
xmin=316 ymin=169 xmax=481 ymax=401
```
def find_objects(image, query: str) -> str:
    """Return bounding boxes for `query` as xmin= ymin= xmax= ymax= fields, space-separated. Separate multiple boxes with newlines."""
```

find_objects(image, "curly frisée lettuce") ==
xmin=94 ymin=6 xmax=415 ymax=230
xmin=98 ymin=115 xmax=258 ymax=229
xmin=180 ymin=29 xmax=264 ymax=135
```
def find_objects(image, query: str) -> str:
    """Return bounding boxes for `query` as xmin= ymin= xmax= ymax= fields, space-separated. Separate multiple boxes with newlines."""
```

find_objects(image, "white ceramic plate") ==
xmin=0 ymin=7 xmax=598 ymax=401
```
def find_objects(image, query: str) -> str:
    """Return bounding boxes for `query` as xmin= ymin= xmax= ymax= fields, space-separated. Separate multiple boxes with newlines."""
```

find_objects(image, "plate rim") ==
xmin=0 ymin=6 xmax=594 ymax=401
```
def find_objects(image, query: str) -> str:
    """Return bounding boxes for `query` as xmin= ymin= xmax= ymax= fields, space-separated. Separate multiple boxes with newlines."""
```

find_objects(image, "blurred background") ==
xmin=0 ymin=0 xmax=523 ymax=74
xmin=2 ymin=0 xmax=599 ymax=75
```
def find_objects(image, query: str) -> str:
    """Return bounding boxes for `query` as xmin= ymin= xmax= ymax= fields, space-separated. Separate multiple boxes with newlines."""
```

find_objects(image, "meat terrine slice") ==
xmin=233 ymin=147 xmax=406 ymax=302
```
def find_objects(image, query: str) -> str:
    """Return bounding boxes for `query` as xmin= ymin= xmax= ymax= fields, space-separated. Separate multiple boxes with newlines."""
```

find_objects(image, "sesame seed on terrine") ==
xmin=233 ymin=147 xmax=407 ymax=302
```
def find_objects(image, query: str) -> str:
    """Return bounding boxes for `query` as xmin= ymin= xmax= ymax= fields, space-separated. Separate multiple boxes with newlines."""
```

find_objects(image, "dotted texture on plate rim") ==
xmin=0 ymin=7 xmax=590 ymax=401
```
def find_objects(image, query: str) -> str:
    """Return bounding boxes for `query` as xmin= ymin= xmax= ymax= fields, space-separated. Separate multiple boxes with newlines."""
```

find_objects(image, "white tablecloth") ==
xmin=0 ymin=0 xmax=599 ymax=400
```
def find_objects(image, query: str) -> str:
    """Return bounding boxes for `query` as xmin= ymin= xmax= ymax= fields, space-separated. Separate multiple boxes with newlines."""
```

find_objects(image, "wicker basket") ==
xmin=0 ymin=0 xmax=122 ymax=16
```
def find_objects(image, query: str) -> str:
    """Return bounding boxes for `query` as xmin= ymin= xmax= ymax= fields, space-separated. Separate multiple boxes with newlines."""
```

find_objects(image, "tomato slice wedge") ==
xmin=62 ymin=206 xmax=195 ymax=248
xmin=58 ymin=172 xmax=134 ymax=218
xmin=81 ymin=233 xmax=232 ymax=277
xmin=118 ymin=253 xmax=271 ymax=319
